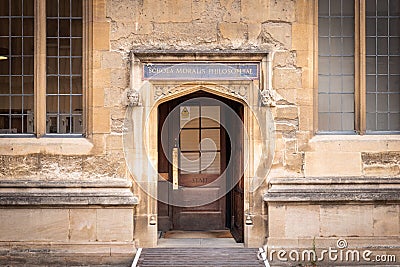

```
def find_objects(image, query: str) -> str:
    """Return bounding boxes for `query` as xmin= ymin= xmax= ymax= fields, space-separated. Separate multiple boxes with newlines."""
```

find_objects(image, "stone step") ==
xmin=135 ymin=247 xmax=265 ymax=267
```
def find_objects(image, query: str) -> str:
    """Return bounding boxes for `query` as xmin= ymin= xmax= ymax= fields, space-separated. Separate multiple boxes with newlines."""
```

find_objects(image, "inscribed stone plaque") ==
xmin=143 ymin=63 xmax=259 ymax=80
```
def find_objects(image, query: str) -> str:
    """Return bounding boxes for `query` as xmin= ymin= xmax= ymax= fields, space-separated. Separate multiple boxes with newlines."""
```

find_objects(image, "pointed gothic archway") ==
xmin=157 ymin=90 xmax=245 ymax=242
xmin=125 ymin=53 xmax=275 ymax=248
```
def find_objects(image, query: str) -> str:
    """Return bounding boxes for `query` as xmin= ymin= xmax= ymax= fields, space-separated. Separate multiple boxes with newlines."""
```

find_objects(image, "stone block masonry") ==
xmin=0 ymin=0 xmax=398 ymax=264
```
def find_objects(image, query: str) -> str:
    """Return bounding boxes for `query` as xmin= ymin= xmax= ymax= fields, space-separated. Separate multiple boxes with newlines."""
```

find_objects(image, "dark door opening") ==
xmin=157 ymin=91 xmax=244 ymax=242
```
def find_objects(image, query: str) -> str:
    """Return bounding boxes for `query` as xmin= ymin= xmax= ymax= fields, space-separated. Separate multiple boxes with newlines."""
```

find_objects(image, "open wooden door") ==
xmin=172 ymin=98 xmax=226 ymax=230
xmin=226 ymin=103 xmax=244 ymax=242
xmin=157 ymin=91 xmax=244 ymax=240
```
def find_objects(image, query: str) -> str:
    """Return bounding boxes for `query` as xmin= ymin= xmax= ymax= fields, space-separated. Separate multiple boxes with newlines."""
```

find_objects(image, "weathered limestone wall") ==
xmin=0 ymin=208 xmax=134 ymax=242
xmin=269 ymin=204 xmax=400 ymax=242
xmin=304 ymin=136 xmax=400 ymax=177
xmin=0 ymin=0 xmax=336 ymax=184
xmin=97 ymin=0 xmax=395 ymax=249
xmin=0 ymin=177 xmax=137 ymax=264
xmin=0 ymin=154 xmax=126 ymax=180
xmin=0 ymin=0 xmax=398 ymax=263
xmin=0 ymin=208 xmax=135 ymax=265
xmin=0 ymin=0 xmax=396 ymax=196
xmin=89 ymin=0 xmax=314 ymax=249
xmin=93 ymin=0 xmax=315 ymax=176
xmin=266 ymin=203 xmax=400 ymax=265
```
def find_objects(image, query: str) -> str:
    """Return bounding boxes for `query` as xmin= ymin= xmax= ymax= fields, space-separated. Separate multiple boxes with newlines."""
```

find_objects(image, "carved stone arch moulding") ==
xmin=152 ymin=82 xmax=250 ymax=104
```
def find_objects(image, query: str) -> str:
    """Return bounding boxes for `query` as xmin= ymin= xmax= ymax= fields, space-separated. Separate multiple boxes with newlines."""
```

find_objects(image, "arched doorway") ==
xmin=124 ymin=55 xmax=275 ymax=248
xmin=157 ymin=91 xmax=244 ymax=242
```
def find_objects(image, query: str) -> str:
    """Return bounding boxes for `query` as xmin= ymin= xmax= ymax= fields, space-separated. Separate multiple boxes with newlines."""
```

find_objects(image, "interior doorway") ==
xmin=157 ymin=91 xmax=244 ymax=243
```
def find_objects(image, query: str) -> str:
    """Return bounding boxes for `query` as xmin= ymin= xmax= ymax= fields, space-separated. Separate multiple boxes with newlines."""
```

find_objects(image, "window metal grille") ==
xmin=365 ymin=0 xmax=400 ymax=132
xmin=0 ymin=0 xmax=34 ymax=134
xmin=318 ymin=0 xmax=355 ymax=132
xmin=46 ymin=0 xmax=82 ymax=134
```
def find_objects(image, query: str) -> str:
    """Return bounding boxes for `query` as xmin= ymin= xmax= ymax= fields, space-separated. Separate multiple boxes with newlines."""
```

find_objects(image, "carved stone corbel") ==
xmin=127 ymin=89 xmax=141 ymax=107
xmin=260 ymin=89 xmax=276 ymax=107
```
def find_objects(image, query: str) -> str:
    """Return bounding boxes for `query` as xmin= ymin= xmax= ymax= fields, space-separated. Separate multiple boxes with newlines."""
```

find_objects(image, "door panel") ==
xmin=200 ymin=152 xmax=220 ymax=173
xmin=180 ymin=152 xmax=200 ymax=174
xmin=180 ymin=129 xmax=200 ymax=151
xmin=180 ymin=106 xmax=199 ymax=128
xmin=178 ymin=174 xmax=220 ymax=187
xmin=173 ymin=101 xmax=225 ymax=231
xmin=231 ymin=181 xmax=244 ymax=242
xmin=201 ymin=129 xmax=220 ymax=150
xmin=201 ymin=105 xmax=220 ymax=127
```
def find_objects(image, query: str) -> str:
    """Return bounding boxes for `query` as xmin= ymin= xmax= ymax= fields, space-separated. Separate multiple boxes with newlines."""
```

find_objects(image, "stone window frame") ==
xmin=316 ymin=0 xmax=400 ymax=135
xmin=1 ymin=0 xmax=91 ymax=138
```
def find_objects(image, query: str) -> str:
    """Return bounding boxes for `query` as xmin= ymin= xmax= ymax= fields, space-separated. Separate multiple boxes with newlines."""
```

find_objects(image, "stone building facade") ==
xmin=0 ymin=0 xmax=399 ymax=265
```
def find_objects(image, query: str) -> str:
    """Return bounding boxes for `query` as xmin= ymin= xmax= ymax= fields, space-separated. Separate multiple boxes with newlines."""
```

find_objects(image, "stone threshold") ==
xmin=157 ymin=238 xmax=244 ymax=248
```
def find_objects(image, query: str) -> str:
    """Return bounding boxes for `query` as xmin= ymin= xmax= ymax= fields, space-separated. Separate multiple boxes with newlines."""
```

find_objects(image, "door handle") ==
xmin=172 ymin=147 xmax=179 ymax=190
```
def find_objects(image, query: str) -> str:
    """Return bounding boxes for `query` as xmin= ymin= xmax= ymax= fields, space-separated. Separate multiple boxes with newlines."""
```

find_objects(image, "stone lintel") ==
xmin=132 ymin=50 xmax=269 ymax=62
xmin=264 ymin=177 xmax=400 ymax=202
xmin=0 ymin=179 xmax=139 ymax=206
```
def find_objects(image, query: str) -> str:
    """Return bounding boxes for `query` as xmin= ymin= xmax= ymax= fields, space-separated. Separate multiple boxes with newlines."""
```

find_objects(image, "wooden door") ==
xmin=172 ymin=101 xmax=226 ymax=230
xmin=157 ymin=92 xmax=244 ymax=239
xmin=225 ymin=104 xmax=244 ymax=242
